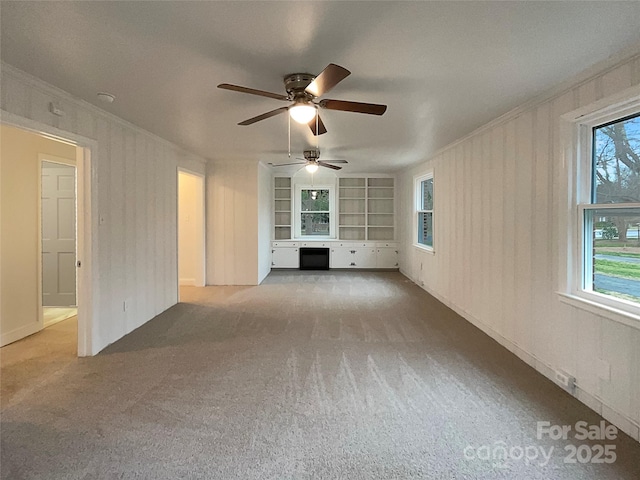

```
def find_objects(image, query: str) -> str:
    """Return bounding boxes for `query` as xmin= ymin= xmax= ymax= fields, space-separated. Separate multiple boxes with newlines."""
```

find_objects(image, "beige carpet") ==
xmin=1 ymin=271 xmax=639 ymax=479
xmin=1 ymin=315 xmax=77 ymax=409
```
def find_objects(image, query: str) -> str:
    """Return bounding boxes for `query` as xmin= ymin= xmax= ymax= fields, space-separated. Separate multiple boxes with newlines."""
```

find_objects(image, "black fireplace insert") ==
xmin=299 ymin=247 xmax=330 ymax=270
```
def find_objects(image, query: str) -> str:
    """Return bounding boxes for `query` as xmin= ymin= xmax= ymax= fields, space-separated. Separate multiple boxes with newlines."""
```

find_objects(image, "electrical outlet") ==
xmin=555 ymin=370 xmax=576 ymax=393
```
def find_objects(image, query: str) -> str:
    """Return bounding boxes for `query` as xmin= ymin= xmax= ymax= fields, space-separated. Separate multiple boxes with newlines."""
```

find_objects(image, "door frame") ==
xmin=1 ymin=110 xmax=96 ymax=356
xmin=176 ymin=167 xmax=206 ymax=294
xmin=38 ymin=155 xmax=77 ymax=325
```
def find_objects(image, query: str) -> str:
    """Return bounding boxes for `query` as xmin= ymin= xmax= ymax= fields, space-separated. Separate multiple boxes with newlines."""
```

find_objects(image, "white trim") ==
xmin=1 ymin=109 xmax=97 ymax=356
xmin=39 ymin=153 xmax=76 ymax=167
xmin=559 ymin=85 xmax=640 ymax=323
xmin=414 ymin=171 xmax=434 ymax=250
xmin=402 ymin=269 xmax=640 ymax=442
xmin=413 ymin=243 xmax=435 ymax=254
xmin=43 ymin=317 xmax=73 ymax=329
xmin=0 ymin=321 xmax=42 ymax=347
xmin=293 ymin=183 xmax=335 ymax=239
xmin=558 ymin=293 xmax=640 ymax=331
xmin=177 ymin=168 xmax=206 ymax=292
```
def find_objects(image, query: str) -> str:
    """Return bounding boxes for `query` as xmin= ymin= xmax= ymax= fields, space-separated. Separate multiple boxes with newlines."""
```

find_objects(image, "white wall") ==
xmin=207 ymin=160 xmax=259 ymax=285
xmin=257 ymin=162 xmax=272 ymax=284
xmin=398 ymin=50 xmax=640 ymax=440
xmin=0 ymin=125 xmax=76 ymax=346
xmin=1 ymin=64 xmax=207 ymax=354
xmin=178 ymin=171 xmax=205 ymax=286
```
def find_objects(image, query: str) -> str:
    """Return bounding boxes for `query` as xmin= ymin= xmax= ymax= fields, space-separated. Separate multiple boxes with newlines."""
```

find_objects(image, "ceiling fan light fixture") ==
xmin=305 ymin=163 xmax=319 ymax=173
xmin=289 ymin=103 xmax=316 ymax=124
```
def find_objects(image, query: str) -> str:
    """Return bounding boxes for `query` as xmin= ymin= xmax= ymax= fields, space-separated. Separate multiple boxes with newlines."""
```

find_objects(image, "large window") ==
xmin=582 ymin=113 xmax=640 ymax=308
xmin=299 ymin=187 xmax=331 ymax=237
xmin=415 ymin=173 xmax=434 ymax=249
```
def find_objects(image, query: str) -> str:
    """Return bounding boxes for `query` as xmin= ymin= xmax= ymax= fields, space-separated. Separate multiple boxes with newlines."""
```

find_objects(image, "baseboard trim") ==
xmin=0 ymin=321 xmax=42 ymax=347
xmin=400 ymin=269 xmax=640 ymax=443
xmin=179 ymin=277 xmax=196 ymax=286
xmin=43 ymin=315 xmax=74 ymax=329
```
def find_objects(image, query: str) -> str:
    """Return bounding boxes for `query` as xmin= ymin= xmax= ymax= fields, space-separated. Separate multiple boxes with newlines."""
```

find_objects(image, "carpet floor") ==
xmin=1 ymin=271 xmax=639 ymax=479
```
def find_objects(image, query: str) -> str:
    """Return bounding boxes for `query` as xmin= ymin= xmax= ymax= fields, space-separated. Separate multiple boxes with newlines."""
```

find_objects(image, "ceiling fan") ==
xmin=270 ymin=149 xmax=348 ymax=172
xmin=218 ymin=63 xmax=387 ymax=136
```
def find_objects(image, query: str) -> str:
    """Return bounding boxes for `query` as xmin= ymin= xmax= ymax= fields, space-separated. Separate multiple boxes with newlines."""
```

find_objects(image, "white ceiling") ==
xmin=2 ymin=1 xmax=640 ymax=173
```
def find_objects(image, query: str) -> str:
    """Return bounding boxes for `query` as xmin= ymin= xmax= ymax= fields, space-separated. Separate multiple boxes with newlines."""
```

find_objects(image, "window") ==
xmin=295 ymin=186 xmax=333 ymax=237
xmin=415 ymin=173 xmax=434 ymax=249
xmin=581 ymin=112 xmax=640 ymax=309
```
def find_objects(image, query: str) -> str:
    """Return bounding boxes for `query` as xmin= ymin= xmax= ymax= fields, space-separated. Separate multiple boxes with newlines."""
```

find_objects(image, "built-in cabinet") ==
xmin=272 ymin=241 xmax=398 ymax=269
xmin=272 ymin=175 xmax=397 ymax=268
xmin=375 ymin=242 xmax=400 ymax=269
xmin=330 ymin=242 xmax=375 ymax=268
xmin=271 ymin=241 xmax=299 ymax=268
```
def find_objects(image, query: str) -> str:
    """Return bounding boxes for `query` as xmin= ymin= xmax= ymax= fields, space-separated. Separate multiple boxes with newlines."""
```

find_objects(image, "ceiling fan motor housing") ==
xmin=284 ymin=73 xmax=316 ymax=99
xmin=303 ymin=149 xmax=321 ymax=161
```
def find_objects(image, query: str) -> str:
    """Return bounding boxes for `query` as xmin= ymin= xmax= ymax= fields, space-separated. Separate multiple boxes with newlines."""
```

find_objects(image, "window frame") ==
xmin=293 ymin=183 xmax=335 ymax=239
xmin=564 ymin=92 xmax=640 ymax=322
xmin=414 ymin=172 xmax=434 ymax=252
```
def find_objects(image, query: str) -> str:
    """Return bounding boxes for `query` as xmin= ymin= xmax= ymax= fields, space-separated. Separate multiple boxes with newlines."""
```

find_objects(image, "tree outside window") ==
xmin=587 ymin=113 xmax=640 ymax=304
xmin=300 ymin=189 xmax=330 ymax=236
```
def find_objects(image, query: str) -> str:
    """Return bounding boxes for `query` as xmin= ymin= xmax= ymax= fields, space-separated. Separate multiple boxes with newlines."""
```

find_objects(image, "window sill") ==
xmin=557 ymin=292 xmax=640 ymax=331
xmin=413 ymin=243 xmax=435 ymax=254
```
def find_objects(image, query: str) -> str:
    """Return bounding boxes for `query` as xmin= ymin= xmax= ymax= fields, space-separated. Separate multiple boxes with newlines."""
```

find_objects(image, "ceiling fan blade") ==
xmin=308 ymin=114 xmax=327 ymax=136
xmin=238 ymin=106 xmax=289 ymax=126
xmin=319 ymin=99 xmax=387 ymax=115
xmin=218 ymin=83 xmax=289 ymax=101
xmin=318 ymin=161 xmax=342 ymax=171
xmin=305 ymin=64 xmax=351 ymax=97
xmin=269 ymin=161 xmax=306 ymax=167
xmin=322 ymin=159 xmax=348 ymax=164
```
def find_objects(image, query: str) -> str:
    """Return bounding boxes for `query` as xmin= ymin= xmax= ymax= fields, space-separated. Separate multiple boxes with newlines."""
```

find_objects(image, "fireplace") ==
xmin=299 ymin=247 xmax=330 ymax=270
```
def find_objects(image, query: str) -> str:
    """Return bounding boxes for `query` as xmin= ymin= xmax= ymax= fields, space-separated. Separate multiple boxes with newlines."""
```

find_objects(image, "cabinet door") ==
xmin=330 ymin=247 xmax=355 ymax=268
xmin=354 ymin=248 xmax=377 ymax=268
xmin=376 ymin=248 xmax=399 ymax=268
xmin=272 ymin=247 xmax=299 ymax=268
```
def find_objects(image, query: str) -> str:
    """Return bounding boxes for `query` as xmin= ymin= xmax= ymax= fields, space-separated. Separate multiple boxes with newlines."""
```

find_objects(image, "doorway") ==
xmin=41 ymin=158 xmax=77 ymax=328
xmin=0 ymin=120 xmax=93 ymax=356
xmin=177 ymin=169 xmax=205 ymax=295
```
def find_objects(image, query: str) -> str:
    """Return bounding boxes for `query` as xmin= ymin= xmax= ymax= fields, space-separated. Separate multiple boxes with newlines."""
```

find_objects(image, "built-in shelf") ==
xmin=338 ymin=177 xmax=395 ymax=241
xmin=274 ymin=176 xmax=394 ymax=241
xmin=338 ymin=178 xmax=366 ymax=240
xmin=274 ymin=177 xmax=292 ymax=240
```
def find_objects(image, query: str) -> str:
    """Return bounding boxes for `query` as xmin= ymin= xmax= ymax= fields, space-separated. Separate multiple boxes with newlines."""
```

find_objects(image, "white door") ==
xmin=42 ymin=161 xmax=76 ymax=306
